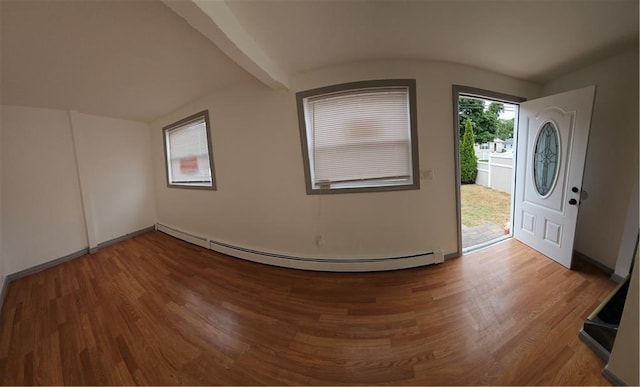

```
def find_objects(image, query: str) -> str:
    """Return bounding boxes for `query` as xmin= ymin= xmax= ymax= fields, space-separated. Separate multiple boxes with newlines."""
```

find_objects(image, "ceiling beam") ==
xmin=162 ymin=0 xmax=289 ymax=90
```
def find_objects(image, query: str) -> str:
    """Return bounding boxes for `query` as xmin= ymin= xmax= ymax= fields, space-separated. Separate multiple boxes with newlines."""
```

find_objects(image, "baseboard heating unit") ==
xmin=156 ymin=223 xmax=444 ymax=272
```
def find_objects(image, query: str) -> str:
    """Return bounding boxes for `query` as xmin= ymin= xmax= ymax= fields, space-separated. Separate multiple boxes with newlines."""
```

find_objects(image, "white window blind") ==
xmin=166 ymin=117 xmax=212 ymax=185
xmin=305 ymin=87 xmax=412 ymax=187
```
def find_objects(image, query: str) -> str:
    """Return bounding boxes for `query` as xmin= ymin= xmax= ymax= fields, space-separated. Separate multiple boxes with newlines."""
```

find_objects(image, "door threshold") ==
xmin=463 ymin=235 xmax=511 ymax=255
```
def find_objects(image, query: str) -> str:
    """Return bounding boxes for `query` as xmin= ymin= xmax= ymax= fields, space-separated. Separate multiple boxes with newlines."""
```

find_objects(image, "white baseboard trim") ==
xmin=156 ymin=223 xmax=209 ymax=249
xmin=157 ymin=222 xmax=443 ymax=272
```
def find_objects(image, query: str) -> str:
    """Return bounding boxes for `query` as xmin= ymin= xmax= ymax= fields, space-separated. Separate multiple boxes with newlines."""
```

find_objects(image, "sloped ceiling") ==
xmin=1 ymin=0 xmax=638 ymax=122
xmin=0 ymin=0 xmax=254 ymax=122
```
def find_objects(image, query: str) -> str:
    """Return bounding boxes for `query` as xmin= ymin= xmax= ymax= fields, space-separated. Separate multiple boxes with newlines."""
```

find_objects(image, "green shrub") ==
xmin=460 ymin=119 xmax=478 ymax=184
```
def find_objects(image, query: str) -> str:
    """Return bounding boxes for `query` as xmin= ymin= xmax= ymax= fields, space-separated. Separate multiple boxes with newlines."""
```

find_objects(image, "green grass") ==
xmin=461 ymin=184 xmax=511 ymax=227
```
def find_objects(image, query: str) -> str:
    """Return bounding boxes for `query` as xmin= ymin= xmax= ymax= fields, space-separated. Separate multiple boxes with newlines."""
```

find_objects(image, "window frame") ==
xmin=296 ymin=79 xmax=420 ymax=195
xmin=162 ymin=110 xmax=217 ymax=190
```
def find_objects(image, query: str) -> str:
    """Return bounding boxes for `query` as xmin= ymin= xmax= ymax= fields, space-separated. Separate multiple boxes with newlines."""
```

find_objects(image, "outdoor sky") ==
xmin=500 ymin=103 xmax=516 ymax=120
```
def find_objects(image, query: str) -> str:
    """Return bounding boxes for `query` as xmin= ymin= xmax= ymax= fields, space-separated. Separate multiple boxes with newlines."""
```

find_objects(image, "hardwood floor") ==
xmin=0 ymin=231 xmax=615 ymax=385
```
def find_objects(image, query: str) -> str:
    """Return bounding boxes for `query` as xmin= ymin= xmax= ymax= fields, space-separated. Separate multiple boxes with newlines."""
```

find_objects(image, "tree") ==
xmin=458 ymin=97 xmax=484 ymax=137
xmin=460 ymin=119 xmax=477 ymax=184
xmin=483 ymin=102 xmax=504 ymax=143
xmin=496 ymin=118 xmax=514 ymax=140
xmin=458 ymin=98 xmax=505 ymax=144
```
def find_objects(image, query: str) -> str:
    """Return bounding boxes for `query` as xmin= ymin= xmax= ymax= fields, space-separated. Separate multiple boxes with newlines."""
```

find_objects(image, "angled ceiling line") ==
xmin=162 ymin=0 xmax=290 ymax=90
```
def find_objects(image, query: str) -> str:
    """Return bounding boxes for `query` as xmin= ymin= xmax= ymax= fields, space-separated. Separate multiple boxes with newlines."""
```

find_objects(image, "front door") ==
xmin=513 ymin=86 xmax=595 ymax=268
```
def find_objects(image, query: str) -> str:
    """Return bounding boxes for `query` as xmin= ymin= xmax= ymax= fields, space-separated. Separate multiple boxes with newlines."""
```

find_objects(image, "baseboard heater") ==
xmin=156 ymin=223 xmax=444 ymax=272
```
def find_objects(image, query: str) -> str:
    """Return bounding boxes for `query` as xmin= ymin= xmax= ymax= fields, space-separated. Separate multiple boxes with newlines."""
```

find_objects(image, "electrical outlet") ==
xmin=315 ymin=235 xmax=324 ymax=247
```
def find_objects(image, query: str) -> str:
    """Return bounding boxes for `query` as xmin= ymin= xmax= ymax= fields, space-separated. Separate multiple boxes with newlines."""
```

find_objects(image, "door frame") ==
xmin=451 ymin=85 xmax=526 ymax=257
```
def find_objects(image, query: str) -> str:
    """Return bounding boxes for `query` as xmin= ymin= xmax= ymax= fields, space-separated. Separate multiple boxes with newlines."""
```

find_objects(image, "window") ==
xmin=533 ymin=122 xmax=559 ymax=197
xmin=163 ymin=110 xmax=216 ymax=189
xmin=296 ymin=79 xmax=419 ymax=194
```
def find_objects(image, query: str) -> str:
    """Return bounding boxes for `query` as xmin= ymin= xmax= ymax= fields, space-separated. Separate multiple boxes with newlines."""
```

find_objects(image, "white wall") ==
xmin=151 ymin=60 xmax=541 ymax=268
xmin=613 ymin=177 xmax=638 ymax=279
xmin=605 ymin=251 xmax=639 ymax=385
xmin=0 ymin=105 xmax=157 ymax=275
xmin=1 ymin=106 xmax=88 ymax=274
xmin=0 ymin=0 xmax=3 ymax=293
xmin=70 ymin=112 xmax=156 ymax=246
xmin=0 ymin=104 xmax=3 ymax=292
xmin=543 ymin=48 xmax=639 ymax=270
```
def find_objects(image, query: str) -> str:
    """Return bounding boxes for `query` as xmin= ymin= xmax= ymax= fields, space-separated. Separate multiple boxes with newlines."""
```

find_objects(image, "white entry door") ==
xmin=513 ymin=86 xmax=595 ymax=268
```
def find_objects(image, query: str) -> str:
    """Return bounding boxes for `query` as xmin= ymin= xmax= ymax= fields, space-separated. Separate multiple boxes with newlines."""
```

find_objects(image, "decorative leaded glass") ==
xmin=533 ymin=122 xmax=559 ymax=196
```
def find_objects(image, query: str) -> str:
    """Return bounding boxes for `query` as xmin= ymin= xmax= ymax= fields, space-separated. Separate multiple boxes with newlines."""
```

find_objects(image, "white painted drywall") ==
xmin=542 ymin=48 xmax=639 ymax=270
xmin=0 ymin=0 xmax=4 ymax=296
xmin=0 ymin=105 xmax=158 ymax=275
xmin=0 ymin=105 xmax=88 ymax=274
xmin=606 ymin=250 xmax=639 ymax=385
xmin=150 ymin=60 xmax=541 ymax=267
xmin=69 ymin=112 xmax=156 ymax=246
xmin=0 ymin=103 xmax=3 ymax=291
xmin=613 ymin=177 xmax=638 ymax=279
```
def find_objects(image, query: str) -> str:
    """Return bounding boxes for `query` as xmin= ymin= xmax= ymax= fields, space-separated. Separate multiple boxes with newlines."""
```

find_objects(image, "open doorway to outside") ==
xmin=452 ymin=86 xmax=525 ymax=254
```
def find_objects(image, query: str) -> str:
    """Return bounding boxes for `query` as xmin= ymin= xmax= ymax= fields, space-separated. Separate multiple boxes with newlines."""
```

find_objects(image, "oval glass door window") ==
xmin=533 ymin=122 xmax=560 ymax=196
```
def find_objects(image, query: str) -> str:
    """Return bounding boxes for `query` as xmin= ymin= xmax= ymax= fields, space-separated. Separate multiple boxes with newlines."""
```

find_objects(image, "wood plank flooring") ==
xmin=0 ymin=231 xmax=615 ymax=385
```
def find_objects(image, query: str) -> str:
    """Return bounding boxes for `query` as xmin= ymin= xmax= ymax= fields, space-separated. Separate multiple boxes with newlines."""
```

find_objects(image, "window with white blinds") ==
xmin=297 ymin=80 xmax=419 ymax=194
xmin=163 ymin=110 xmax=216 ymax=189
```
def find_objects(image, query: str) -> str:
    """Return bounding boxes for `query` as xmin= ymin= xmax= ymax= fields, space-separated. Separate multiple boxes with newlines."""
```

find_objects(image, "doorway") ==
xmin=452 ymin=86 xmax=525 ymax=255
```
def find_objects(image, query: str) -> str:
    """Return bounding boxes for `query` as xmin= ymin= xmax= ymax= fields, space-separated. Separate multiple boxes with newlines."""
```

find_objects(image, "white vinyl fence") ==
xmin=476 ymin=153 xmax=513 ymax=194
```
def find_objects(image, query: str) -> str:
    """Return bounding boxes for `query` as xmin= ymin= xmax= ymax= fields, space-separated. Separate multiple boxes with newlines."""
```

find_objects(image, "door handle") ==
xmin=569 ymin=198 xmax=578 ymax=205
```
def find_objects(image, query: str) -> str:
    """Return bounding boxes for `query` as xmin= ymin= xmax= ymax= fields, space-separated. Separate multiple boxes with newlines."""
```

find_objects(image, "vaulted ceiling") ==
xmin=0 ymin=0 xmax=253 ymax=122
xmin=1 ymin=0 xmax=638 ymax=122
